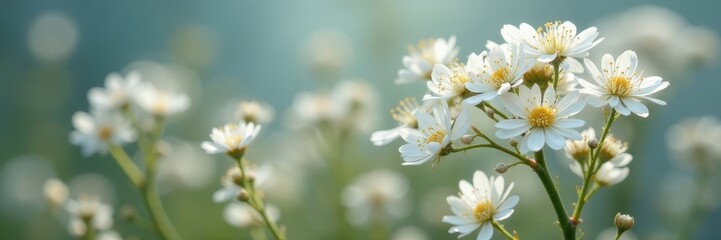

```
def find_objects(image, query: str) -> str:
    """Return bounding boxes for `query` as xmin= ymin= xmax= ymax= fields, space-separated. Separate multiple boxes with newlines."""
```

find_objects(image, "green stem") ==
xmin=81 ymin=218 xmax=97 ymax=240
xmin=250 ymin=227 xmax=269 ymax=240
xmin=108 ymin=144 xmax=144 ymax=187
xmin=614 ymin=230 xmax=624 ymax=240
xmin=471 ymin=127 xmax=531 ymax=164
xmin=533 ymin=150 xmax=574 ymax=240
xmin=451 ymin=144 xmax=493 ymax=152
xmin=552 ymin=61 xmax=561 ymax=90
xmin=491 ymin=219 xmax=516 ymax=240
xmin=234 ymin=157 xmax=285 ymax=240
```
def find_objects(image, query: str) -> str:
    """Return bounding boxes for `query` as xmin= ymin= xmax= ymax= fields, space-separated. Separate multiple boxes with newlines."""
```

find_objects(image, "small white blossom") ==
xmin=501 ymin=21 xmax=603 ymax=63
xmin=65 ymin=195 xmax=114 ymax=236
xmin=43 ymin=178 xmax=68 ymax=207
xmin=88 ymin=71 xmax=141 ymax=110
xmin=133 ymin=82 xmax=190 ymax=116
xmin=69 ymin=111 xmax=136 ymax=156
xmin=666 ymin=116 xmax=721 ymax=169
xmin=201 ymin=121 xmax=262 ymax=155
xmin=398 ymin=101 xmax=471 ymax=165
xmin=234 ymin=100 xmax=275 ymax=124
xmin=465 ymin=44 xmax=533 ymax=105
xmin=371 ymin=98 xmax=425 ymax=146
xmin=397 ymin=36 xmax=459 ymax=84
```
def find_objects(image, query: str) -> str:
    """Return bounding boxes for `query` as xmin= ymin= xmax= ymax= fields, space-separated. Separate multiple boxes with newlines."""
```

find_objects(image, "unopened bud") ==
xmin=588 ymin=139 xmax=599 ymax=149
xmin=460 ymin=135 xmax=474 ymax=145
xmin=120 ymin=204 xmax=137 ymax=221
xmin=495 ymin=163 xmax=509 ymax=174
xmin=614 ymin=213 xmax=634 ymax=232
xmin=237 ymin=189 xmax=250 ymax=202
xmin=485 ymin=109 xmax=495 ymax=118
xmin=509 ymin=138 xmax=518 ymax=147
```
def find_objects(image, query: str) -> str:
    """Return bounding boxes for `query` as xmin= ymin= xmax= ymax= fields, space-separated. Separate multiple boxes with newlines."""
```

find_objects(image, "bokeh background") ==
xmin=2 ymin=0 xmax=721 ymax=239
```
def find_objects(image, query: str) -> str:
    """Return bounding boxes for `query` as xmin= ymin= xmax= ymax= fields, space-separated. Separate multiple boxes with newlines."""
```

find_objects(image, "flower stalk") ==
xmin=231 ymin=155 xmax=286 ymax=240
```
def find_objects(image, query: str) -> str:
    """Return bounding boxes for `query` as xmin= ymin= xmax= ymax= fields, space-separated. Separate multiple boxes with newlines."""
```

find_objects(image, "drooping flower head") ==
xmin=88 ymin=71 xmax=141 ymax=110
xmin=70 ymin=111 xmax=136 ymax=156
xmin=579 ymin=50 xmax=669 ymax=117
xmin=465 ymin=43 xmax=533 ymax=105
xmin=443 ymin=170 xmax=519 ymax=240
xmin=397 ymin=36 xmax=459 ymax=84
xmin=502 ymin=21 xmax=603 ymax=63
xmin=495 ymin=84 xmax=586 ymax=153
xmin=201 ymin=121 xmax=262 ymax=157
xmin=398 ymin=101 xmax=470 ymax=166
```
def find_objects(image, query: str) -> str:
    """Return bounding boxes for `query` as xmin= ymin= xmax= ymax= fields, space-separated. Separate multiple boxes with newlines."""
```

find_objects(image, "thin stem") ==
xmin=451 ymin=144 xmax=493 ymax=152
xmin=234 ymin=157 xmax=286 ymax=240
xmin=552 ymin=61 xmax=561 ymax=90
xmin=471 ymin=127 xmax=530 ymax=164
xmin=533 ymin=150 xmax=574 ymax=240
xmin=491 ymin=220 xmax=516 ymax=240
xmin=108 ymin=144 xmax=144 ymax=187
xmin=614 ymin=230 xmax=623 ymax=240
xmin=484 ymin=102 xmax=509 ymax=119
xmin=250 ymin=227 xmax=269 ymax=240
xmin=81 ymin=218 xmax=97 ymax=240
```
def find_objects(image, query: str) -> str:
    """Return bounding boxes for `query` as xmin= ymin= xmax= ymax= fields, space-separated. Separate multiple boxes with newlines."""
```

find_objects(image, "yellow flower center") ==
xmin=536 ymin=21 xmax=572 ymax=56
xmin=98 ymin=126 xmax=113 ymax=141
xmin=391 ymin=98 xmax=420 ymax=128
xmin=490 ymin=67 xmax=510 ymax=86
xmin=425 ymin=130 xmax=447 ymax=144
xmin=607 ymin=76 xmax=633 ymax=97
xmin=528 ymin=106 xmax=556 ymax=128
xmin=523 ymin=64 xmax=554 ymax=90
xmin=473 ymin=200 xmax=495 ymax=223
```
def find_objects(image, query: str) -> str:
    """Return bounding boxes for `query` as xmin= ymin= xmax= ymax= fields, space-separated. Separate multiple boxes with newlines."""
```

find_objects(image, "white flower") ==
xmin=289 ymin=91 xmax=336 ymax=127
xmin=564 ymin=128 xmax=595 ymax=162
xmin=501 ymin=21 xmax=603 ymax=62
xmin=569 ymin=133 xmax=633 ymax=187
xmin=213 ymin=163 xmax=272 ymax=203
xmin=464 ymin=44 xmax=533 ymax=105
xmin=579 ymin=50 xmax=669 ymax=117
xmin=88 ymin=71 xmax=141 ymax=110
xmin=331 ymin=79 xmax=380 ymax=133
xmin=43 ymin=178 xmax=68 ymax=207
xmin=371 ymin=98 xmax=424 ymax=146
xmin=496 ymin=84 xmax=586 ymax=153
xmin=397 ymin=36 xmax=459 ymax=84
xmin=65 ymin=195 xmax=114 ymax=236
xmin=442 ymin=170 xmax=519 ymax=240
xmin=398 ymin=101 xmax=471 ymax=165
xmin=666 ymin=116 xmax=721 ymax=169
xmin=223 ymin=202 xmax=281 ymax=228
xmin=235 ymin=100 xmax=275 ymax=124
xmin=70 ymin=111 xmax=136 ymax=156
xmin=201 ymin=121 xmax=262 ymax=155
xmin=425 ymin=53 xmax=481 ymax=100
xmin=341 ymin=169 xmax=410 ymax=226
xmin=133 ymin=82 xmax=190 ymax=116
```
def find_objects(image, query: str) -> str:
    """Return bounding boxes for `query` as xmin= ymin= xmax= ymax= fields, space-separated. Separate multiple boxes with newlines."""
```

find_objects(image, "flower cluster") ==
xmin=373 ymin=21 xmax=669 ymax=240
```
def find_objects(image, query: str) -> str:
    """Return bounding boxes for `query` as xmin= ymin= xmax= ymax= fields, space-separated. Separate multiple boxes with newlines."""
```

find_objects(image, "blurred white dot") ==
xmin=67 ymin=173 xmax=116 ymax=205
xmin=0 ymin=155 xmax=55 ymax=217
xmin=28 ymin=11 xmax=78 ymax=62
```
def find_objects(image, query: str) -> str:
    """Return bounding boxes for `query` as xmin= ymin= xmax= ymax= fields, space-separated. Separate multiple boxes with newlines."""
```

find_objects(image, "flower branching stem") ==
xmin=533 ymin=150 xmax=574 ymax=240
xmin=232 ymin=155 xmax=286 ymax=240
xmin=491 ymin=219 xmax=516 ymax=240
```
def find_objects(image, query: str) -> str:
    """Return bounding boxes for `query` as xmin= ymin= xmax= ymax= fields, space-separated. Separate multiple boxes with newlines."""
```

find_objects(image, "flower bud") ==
xmin=485 ymin=109 xmax=495 ymax=118
xmin=614 ymin=213 xmax=634 ymax=233
xmin=237 ymin=189 xmax=250 ymax=202
xmin=509 ymin=138 xmax=518 ymax=147
xmin=588 ymin=139 xmax=599 ymax=149
xmin=460 ymin=135 xmax=474 ymax=145
xmin=495 ymin=163 xmax=509 ymax=174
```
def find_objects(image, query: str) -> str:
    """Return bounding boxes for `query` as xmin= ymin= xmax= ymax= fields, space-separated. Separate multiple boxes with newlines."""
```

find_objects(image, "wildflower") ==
xmin=501 ymin=21 xmax=603 ymax=63
xmin=133 ymin=82 xmax=190 ymax=116
xmin=88 ymin=71 xmax=141 ymax=110
xmin=465 ymin=44 xmax=532 ymax=105
xmin=397 ymin=36 xmax=459 ymax=84
xmin=235 ymin=100 xmax=275 ymax=124
xmin=371 ymin=98 xmax=424 ymax=146
xmin=398 ymin=101 xmax=470 ymax=165
xmin=201 ymin=121 xmax=262 ymax=157
xmin=69 ymin=111 xmax=136 ymax=156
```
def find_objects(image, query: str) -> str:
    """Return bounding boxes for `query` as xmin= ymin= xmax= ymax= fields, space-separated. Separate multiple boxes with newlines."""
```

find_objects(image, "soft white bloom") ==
xmin=501 ymin=21 xmax=603 ymax=62
xmin=579 ymin=50 xmax=669 ymax=117
xmin=465 ymin=44 xmax=533 ymax=105
xmin=65 ymin=195 xmax=114 ymax=236
xmin=425 ymin=52 xmax=484 ymax=100
xmin=371 ymin=98 xmax=424 ymax=146
xmin=443 ymin=170 xmax=519 ymax=240
xmin=213 ymin=163 xmax=272 ymax=203
xmin=569 ymin=134 xmax=633 ymax=187
xmin=564 ymin=128 xmax=594 ymax=162
xmin=43 ymin=178 xmax=68 ymax=207
xmin=397 ymin=36 xmax=459 ymax=84
xmin=289 ymin=91 xmax=336 ymax=127
xmin=331 ymin=79 xmax=380 ymax=133
xmin=341 ymin=169 xmax=410 ymax=226
xmin=223 ymin=202 xmax=280 ymax=228
xmin=70 ymin=111 xmax=136 ymax=156
xmin=398 ymin=101 xmax=471 ymax=165
xmin=496 ymin=85 xmax=585 ymax=153
xmin=301 ymin=29 xmax=354 ymax=73
xmin=666 ymin=116 xmax=721 ymax=169
xmin=133 ymin=82 xmax=190 ymax=116
xmin=201 ymin=121 xmax=262 ymax=155
xmin=234 ymin=100 xmax=274 ymax=124
xmin=88 ymin=71 xmax=141 ymax=110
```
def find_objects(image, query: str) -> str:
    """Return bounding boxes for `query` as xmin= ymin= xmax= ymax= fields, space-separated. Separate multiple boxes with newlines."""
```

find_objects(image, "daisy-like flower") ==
xmin=341 ymin=169 xmax=410 ymax=226
xmin=579 ymin=50 xmax=669 ymax=117
xmin=425 ymin=52 xmax=485 ymax=100
xmin=501 ymin=21 xmax=603 ymax=63
xmin=443 ymin=170 xmax=519 ymax=240
xmin=666 ymin=116 xmax=721 ymax=169
xmin=201 ymin=121 xmax=262 ymax=157
xmin=70 ymin=111 xmax=136 ymax=156
xmin=213 ymin=163 xmax=271 ymax=203
xmin=65 ymin=195 xmax=114 ymax=237
xmin=564 ymin=127 xmax=595 ymax=162
xmin=495 ymin=84 xmax=586 ymax=153
xmin=133 ymin=82 xmax=190 ymax=116
xmin=398 ymin=101 xmax=470 ymax=166
xmin=396 ymin=36 xmax=459 ymax=84
xmin=371 ymin=98 xmax=424 ymax=146
xmin=235 ymin=100 xmax=275 ymax=124
xmin=88 ymin=71 xmax=141 ymax=110
xmin=331 ymin=79 xmax=380 ymax=133
xmin=464 ymin=44 xmax=533 ymax=105
xmin=569 ymin=130 xmax=633 ymax=186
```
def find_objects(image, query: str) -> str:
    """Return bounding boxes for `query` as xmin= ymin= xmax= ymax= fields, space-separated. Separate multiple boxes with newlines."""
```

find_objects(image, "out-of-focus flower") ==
xmin=289 ymin=91 xmax=336 ymax=128
xmin=465 ymin=44 xmax=532 ymax=105
xmin=593 ymin=5 xmax=720 ymax=79
xmin=70 ymin=111 xmax=136 ymax=156
xmin=201 ymin=121 xmax=262 ymax=156
xmin=223 ymin=202 xmax=280 ymax=228
xmin=502 ymin=21 xmax=602 ymax=63
xmin=133 ymin=82 xmax=190 ymax=116
xmin=301 ymin=29 xmax=354 ymax=74
xmin=397 ymin=36 xmax=459 ymax=84
xmin=158 ymin=140 xmax=215 ymax=192
xmin=496 ymin=85 xmax=585 ymax=153
xmin=341 ymin=169 xmax=410 ymax=226
xmin=443 ymin=170 xmax=519 ymax=240
xmin=170 ymin=24 xmax=218 ymax=69
xmin=391 ymin=226 xmax=429 ymax=240
xmin=522 ymin=61 xmax=580 ymax=95
xmin=234 ymin=100 xmax=275 ymax=124
xmin=371 ymin=98 xmax=425 ymax=146
xmin=43 ymin=178 xmax=68 ymax=208
xmin=568 ymin=129 xmax=633 ymax=186
xmin=213 ymin=163 xmax=271 ymax=203
xmin=579 ymin=50 xmax=669 ymax=117
xmin=666 ymin=116 xmax=721 ymax=170
xmin=399 ymin=101 xmax=470 ymax=165
xmin=67 ymin=174 xmax=116 ymax=206
xmin=65 ymin=195 xmax=114 ymax=237
xmin=0 ymin=156 xmax=56 ymax=216
xmin=331 ymin=80 xmax=380 ymax=133
xmin=88 ymin=71 xmax=141 ymax=110
xmin=97 ymin=231 xmax=123 ymax=240
xmin=28 ymin=11 xmax=78 ymax=62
